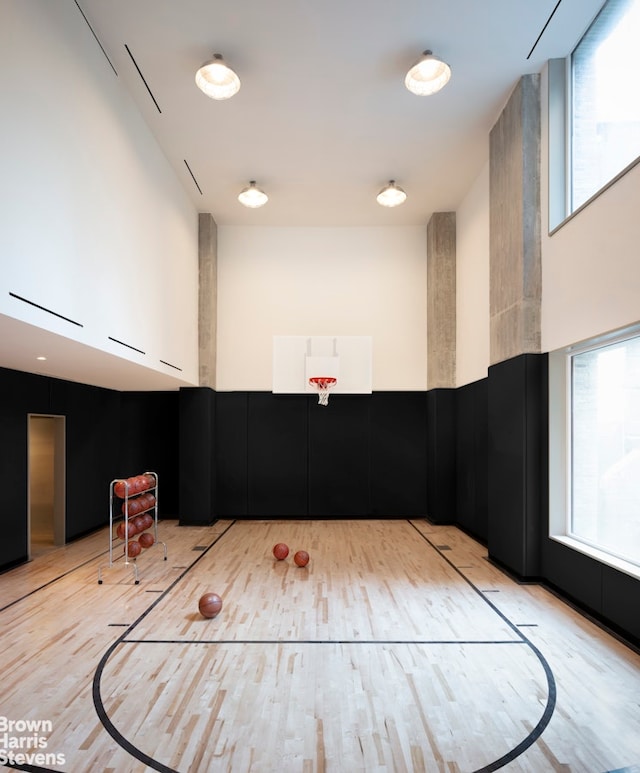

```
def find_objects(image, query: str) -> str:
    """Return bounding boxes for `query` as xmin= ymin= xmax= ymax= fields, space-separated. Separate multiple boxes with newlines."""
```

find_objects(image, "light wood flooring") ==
xmin=1 ymin=518 xmax=639 ymax=772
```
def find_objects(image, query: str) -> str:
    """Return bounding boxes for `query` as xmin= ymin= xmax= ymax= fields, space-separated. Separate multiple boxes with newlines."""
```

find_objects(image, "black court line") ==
xmin=409 ymin=521 xmax=557 ymax=773
xmin=0 ymin=545 xmax=113 ymax=613
xmin=91 ymin=519 xmax=557 ymax=773
xmin=92 ymin=521 xmax=237 ymax=773
xmin=122 ymin=638 xmax=526 ymax=646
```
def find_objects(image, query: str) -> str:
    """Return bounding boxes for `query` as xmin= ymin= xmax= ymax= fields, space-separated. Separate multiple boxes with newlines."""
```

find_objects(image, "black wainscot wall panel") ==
xmin=179 ymin=387 xmax=216 ymax=525
xmin=49 ymin=379 xmax=120 ymax=541
xmin=0 ymin=368 xmax=51 ymax=569
xmin=602 ymin=566 xmax=640 ymax=645
xmin=487 ymin=354 xmax=547 ymax=578
xmin=456 ymin=379 xmax=489 ymax=542
xmin=247 ymin=393 xmax=307 ymax=516
xmin=308 ymin=395 xmax=371 ymax=516
xmin=370 ymin=392 xmax=427 ymax=516
xmin=426 ymin=389 xmax=456 ymax=523
xmin=541 ymin=538 xmax=603 ymax=612
xmin=215 ymin=392 xmax=248 ymax=516
xmin=120 ymin=391 xmax=180 ymax=516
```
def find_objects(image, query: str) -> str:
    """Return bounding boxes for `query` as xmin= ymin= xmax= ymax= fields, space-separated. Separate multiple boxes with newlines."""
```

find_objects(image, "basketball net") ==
xmin=309 ymin=377 xmax=337 ymax=406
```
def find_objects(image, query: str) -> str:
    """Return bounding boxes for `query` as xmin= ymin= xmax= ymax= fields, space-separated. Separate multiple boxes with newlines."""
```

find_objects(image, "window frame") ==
xmin=547 ymin=0 xmax=640 ymax=233
xmin=549 ymin=323 xmax=640 ymax=580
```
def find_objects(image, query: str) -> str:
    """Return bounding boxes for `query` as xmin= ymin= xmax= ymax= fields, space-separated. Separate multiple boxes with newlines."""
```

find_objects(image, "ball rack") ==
xmin=98 ymin=471 xmax=167 ymax=584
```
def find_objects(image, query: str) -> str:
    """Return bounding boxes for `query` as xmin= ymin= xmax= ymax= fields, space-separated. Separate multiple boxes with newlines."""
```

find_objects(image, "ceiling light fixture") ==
xmin=405 ymin=50 xmax=451 ymax=96
xmin=238 ymin=181 xmax=268 ymax=208
xmin=376 ymin=180 xmax=407 ymax=208
xmin=195 ymin=53 xmax=241 ymax=100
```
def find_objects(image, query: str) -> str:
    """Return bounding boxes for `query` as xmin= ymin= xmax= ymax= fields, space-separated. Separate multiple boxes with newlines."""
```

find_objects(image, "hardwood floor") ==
xmin=1 ymin=519 xmax=639 ymax=772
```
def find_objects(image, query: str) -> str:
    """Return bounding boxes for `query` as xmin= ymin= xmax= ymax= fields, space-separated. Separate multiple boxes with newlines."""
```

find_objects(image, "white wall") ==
xmin=0 ymin=0 xmax=199 ymax=385
xmin=217 ymin=226 xmax=427 ymax=391
xmin=455 ymin=161 xmax=490 ymax=387
xmin=540 ymin=65 xmax=640 ymax=352
xmin=453 ymin=61 xmax=640 ymax=383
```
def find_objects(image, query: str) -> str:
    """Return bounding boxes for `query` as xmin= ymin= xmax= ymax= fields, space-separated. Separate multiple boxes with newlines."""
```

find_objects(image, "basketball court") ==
xmin=1 ymin=518 xmax=639 ymax=772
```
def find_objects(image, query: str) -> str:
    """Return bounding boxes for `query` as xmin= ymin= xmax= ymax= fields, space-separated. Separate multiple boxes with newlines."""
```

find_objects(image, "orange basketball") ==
xmin=125 ymin=540 xmax=142 ymax=558
xmin=140 ymin=513 xmax=154 ymax=531
xmin=116 ymin=520 xmax=137 ymax=541
xmin=294 ymin=550 xmax=309 ymax=567
xmin=198 ymin=593 xmax=223 ymax=618
xmin=132 ymin=515 xmax=147 ymax=532
xmin=139 ymin=532 xmax=154 ymax=549
xmin=273 ymin=543 xmax=289 ymax=560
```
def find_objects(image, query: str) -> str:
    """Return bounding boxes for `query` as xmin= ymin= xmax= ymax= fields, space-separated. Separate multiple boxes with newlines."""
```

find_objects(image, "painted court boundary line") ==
xmin=90 ymin=520 xmax=238 ymax=773
xmin=86 ymin=519 xmax=559 ymax=773
xmin=0 ymin=543 xmax=115 ymax=614
xmin=408 ymin=519 xmax=557 ymax=773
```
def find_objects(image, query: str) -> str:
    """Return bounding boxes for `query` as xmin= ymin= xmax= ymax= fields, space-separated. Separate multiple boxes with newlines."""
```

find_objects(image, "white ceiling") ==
xmin=2 ymin=0 xmax=605 ymax=391
xmin=75 ymin=0 xmax=603 ymax=227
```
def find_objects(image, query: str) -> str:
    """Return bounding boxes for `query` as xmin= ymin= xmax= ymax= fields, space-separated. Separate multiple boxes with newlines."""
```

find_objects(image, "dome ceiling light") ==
xmin=405 ymin=50 xmax=451 ymax=96
xmin=195 ymin=53 xmax=241 ymax=100
xmin=376 ymin=180 xmax=407 ymax=207
xmin=238 ymin=181 xmax=268 ymax=208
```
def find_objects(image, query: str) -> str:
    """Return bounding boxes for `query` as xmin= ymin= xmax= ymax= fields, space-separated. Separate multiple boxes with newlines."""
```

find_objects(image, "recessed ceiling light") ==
xmin=36 ymin=356 xmax=47 ymax=361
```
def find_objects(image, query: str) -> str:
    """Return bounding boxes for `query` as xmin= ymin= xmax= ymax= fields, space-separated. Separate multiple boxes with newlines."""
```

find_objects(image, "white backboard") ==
xmin=273 ymin=336 xmax=372 ymax=394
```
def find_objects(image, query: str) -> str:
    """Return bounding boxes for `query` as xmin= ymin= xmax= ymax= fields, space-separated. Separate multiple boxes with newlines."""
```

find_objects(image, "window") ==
xmin=570 ymin=334 xmax=640 ymax=567
xmin=548 ymin=0 xmax=640 ymax=229
xmin=571 ymin=0 xmax=640 ymax=211
xmin=549 ymin=326 xmax=640 ymax=576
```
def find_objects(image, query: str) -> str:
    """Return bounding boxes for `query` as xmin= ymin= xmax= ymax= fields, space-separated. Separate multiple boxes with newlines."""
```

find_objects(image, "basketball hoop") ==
xmin=309 ymin=376 xmax=337 ymax=406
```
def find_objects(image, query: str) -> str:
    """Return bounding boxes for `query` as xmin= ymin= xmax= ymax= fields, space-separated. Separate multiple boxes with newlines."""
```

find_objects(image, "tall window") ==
xmin=571 ymin=0 xmax=640 ymax=211
xmin=569 ymin=333 xmax=640 ymax=568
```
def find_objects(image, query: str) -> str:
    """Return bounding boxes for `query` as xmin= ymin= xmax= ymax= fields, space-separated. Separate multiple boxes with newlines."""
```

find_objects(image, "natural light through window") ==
xmin=571 ymin=0 xmax=640 ymax=210
xmin=570 ymin=335 xmax=640 ymax=568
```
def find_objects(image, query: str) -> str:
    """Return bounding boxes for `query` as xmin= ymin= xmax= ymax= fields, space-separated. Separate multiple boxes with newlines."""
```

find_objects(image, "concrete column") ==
xmin=489 ymin=74 xmax=541 ymax=364
xmin=427 ymin=211 xmax=456 ymax=389
xmin=198 ymin=213 xmax=217 ymax=388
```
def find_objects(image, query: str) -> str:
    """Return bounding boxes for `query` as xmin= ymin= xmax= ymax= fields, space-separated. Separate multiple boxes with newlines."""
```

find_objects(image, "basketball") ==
xmin=294 ymin=550 xmax=309 ymax=567
xmin=122 ymin=498 xmax=140 ymax=517
xmin=132 ymin=515 xmax=147 ymax=532
xmin=198 ymin=592 xmax=223 ymax=618
xmin=140 ymin=513 xmax=154 ymax=530
xmin=114 ymin=480 xmax=126 ymax=498
xmin=273 ymin=542 xmax=289 ymax=560
xmin=125 ymin=540 xmax=142 ymax=558
xmin=116 ymin=520 xmax=137 ymax=540
xmin=139 ymin=532 xmax=154 ymax=548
